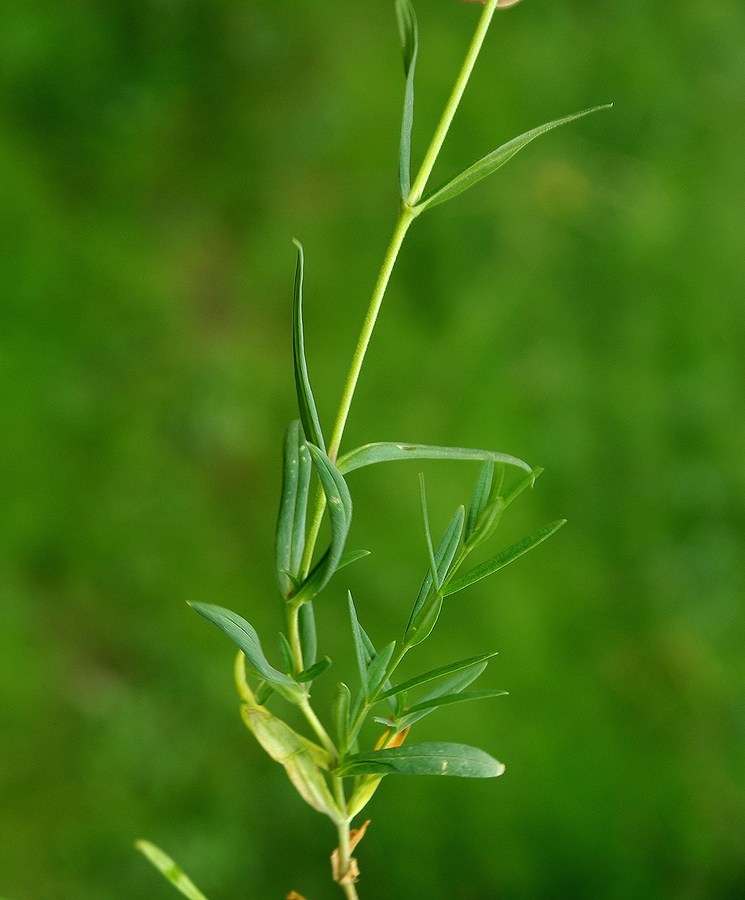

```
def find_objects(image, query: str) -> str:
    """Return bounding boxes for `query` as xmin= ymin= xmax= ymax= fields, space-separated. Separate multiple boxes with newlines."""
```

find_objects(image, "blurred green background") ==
xmin=2 ymin=0 xmax=744 ymax=897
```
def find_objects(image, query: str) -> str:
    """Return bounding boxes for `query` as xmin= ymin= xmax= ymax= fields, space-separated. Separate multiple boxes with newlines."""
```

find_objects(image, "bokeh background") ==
xmin=2 ymin=1 xmax=744 ymax=897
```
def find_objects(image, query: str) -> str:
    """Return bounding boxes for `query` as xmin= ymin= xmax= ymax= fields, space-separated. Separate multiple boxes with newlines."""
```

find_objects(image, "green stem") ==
xmin=327 ymin=205 xmax=416 ymax=463
xmin=298 ymin=205 xmax=415 ymax=595
xmin=407 ymin=0 xmax=499 ymax=206
xmin=294 ymin=0 xmax=500 ymax=676
xmin=298 ymin=695 xmax=338 ymax=764
xmin=347 ymin=643 xmax=410 ymax=747
xmin=287 ymin=603 xmax=304 ymax=675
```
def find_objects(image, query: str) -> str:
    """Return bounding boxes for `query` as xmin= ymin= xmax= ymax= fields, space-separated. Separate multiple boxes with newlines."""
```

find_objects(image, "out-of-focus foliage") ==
xmin=1 ymin=1 xmax=744 ymax=897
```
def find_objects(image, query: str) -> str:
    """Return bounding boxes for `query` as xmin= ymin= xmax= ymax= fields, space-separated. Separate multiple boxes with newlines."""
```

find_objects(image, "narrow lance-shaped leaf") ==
xmin=278 ymin=632 xmax=294 ymax=675
xmin=296 ymin=656 xmax=332 ymax=683
xmin=291 ymin=445 xmax=353 ymax=604
xmin=366 ymin=641 xmax=397 ymax=697
xmin=414 ymin=104 xmax=613 ymax=213
xmin=405 ymin=688 xmax=508 ymax=716
xmin=291 ymin=239 xmax=325 ymax=450
xmin=405 ymin=500 xmax=465 ymax=646
xmin=189 ymin=603 xmax=304 ymax=701
xmin=333 ymin=682 xmax=352 ymax=751
xmin=276 ymin=420 xmax=312 ymax=598
xmin=336 ymin=742 xmax=505 ymax=778
xmin=377 ymin=660 xmax=491 ymax=731
xmin=377 ymin=651 xmax=498 ymax=701
xmin=443 ymin=518 xmax=567 ymax=596
xmin=348 ymin=591 xmax=370 ymax=698
xmin=135 ymin=840 xmax=209 ymax=900
xmin=337 ymin=441 xmax=530 ymax=475
xmin=395 ymin=0 xmax=418 ymax=198
xmin=299 ymin=600 xmax=317 ymax=666
xmin=465 ymin=460 xmax=495 ymax=544
xmin=291 ymin=548 xmax=369 ymax=608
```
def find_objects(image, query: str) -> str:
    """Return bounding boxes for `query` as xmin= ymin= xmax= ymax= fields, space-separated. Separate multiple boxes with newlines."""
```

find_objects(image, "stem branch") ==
xmin=408 ymin=0 xmax=499 ymax=206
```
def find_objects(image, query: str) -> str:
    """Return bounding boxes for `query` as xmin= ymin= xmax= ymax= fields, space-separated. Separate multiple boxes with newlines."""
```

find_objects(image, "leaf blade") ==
xmin=241 ymin=705 xmax=342 ymax=820
xmin=292 ymin=239 xmax=325 ymax=450
xmin=414 ymin=104 xmax=613 ymax=213
xmin=336 ymin=742 xmax=505 ymax=778
xmin=292 ymin=445 xmax=353 ymax=603
xmin=395 ymin=0 xmax=418 ymax=198
xmin=275 ymin=420 xmax=312 ymax=598
xmin=337 ymin=441 xmax=531 ymax=475
xmin=348 ymin=591 xmax=370 ymax=698
xmin=443 ymin=519 xmax=567 ymax=596
xmin=135 ymin=840 xmax=209 ymax=900
xmin=376 ymin=652 xmax=497 ymax=701
xmin=405 ymin=688 xmax=508 ymax=716
xmin=189 ymin=603 xmax=302 ymax=699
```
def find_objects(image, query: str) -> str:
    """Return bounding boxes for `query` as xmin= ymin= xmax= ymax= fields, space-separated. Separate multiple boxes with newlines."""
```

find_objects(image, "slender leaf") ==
xmin=348 ymin=592 xmax=370 ymax=697
xmin=336 ymin=742 xmax=504 ymax=778
xmin=405 ymin=505 xmax=464 ymax=645
xmin=337 ymin=441 xmax=530 ymax=475
xmin=255 ymin=680 xmax=273 ymax=705
xmin=367 ymin=641 xmax=397 ymax=697
xmin=296 ymin=656 xmax=332 ymax=683
xmin=404 ymin=593 xmax=443 ymax=649
xmin=291 ymin=239 xmax=325 ymax=450
xmin=416 ymin=661 xmax=488 ymax=704
xmin=189 ymin=603 xmax=303 ymax=700
xmin=443 ymin=519 xmax=567 ymax=596
xmin=377 ymin=651 xmax=497 ymax=701
xmin=299 ymin=600 xmax=317 ymax=666
xmin=414 ymin=104 xmax=613 ymax=213
xmin=465 ymin=460 xmax=495 ymax=543
xmin=292 ymin=548 xmax=369 ymax=607
xmin=333 ymin=682 xmax=352 ymax=749
xmin=291 ymin=445 xmax=353 ymax=603
xmin=276 ymin=420 xmax=312 ymax=598
xmin=395 ymin=0 xmax=418 ymax=198
xmin=135 ymin=840 xmax=208 ymax=900
xmin=405 ymin=688 xmax=508 ymax=716
xmin=393 ymin=661 xmax=490 ymax=730
xmin=278 ymin=632 xmax=294 ymax=675
xmin=503 ymin=466 xmax=542 ymax=507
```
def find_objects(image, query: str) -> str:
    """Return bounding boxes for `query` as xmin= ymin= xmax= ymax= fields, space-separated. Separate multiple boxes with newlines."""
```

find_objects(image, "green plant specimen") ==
xmin=138 ymin=1 xmax=609 ymax=897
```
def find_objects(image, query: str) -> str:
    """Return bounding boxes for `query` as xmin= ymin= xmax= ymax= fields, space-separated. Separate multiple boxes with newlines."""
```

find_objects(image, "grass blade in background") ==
xmin=414 ymin=104 xmax=612 ymax=213
xmin=135 ymin=840 xmax=209 ymax=900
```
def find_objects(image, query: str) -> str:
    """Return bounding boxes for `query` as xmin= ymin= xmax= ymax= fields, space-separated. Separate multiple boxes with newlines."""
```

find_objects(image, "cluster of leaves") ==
xmin=189 ymin=228 xmax=565 ymax=805
xmin=139 ymin=1 xmax=608 ymax=896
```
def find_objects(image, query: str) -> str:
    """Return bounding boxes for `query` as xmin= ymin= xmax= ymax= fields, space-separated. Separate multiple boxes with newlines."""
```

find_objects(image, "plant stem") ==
xmin=327 ymin=205 xmax=417 ymax=463
xmin=407 ymin=0 xmax=499 ymax=206
xmin=332 ymin=777 xmax=358 ymax=900
xmin=297 ymin=205 xmax=415 ymax=593
xmin=287 ymin=603 xmax=304 ymax=674
xmin=298 ymin=696 xmax=338 ymax=764
xmin=294 ymin=0 xmax=500 ymax=686
xmin=347 ymin=643 xmax=410 ymax=746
